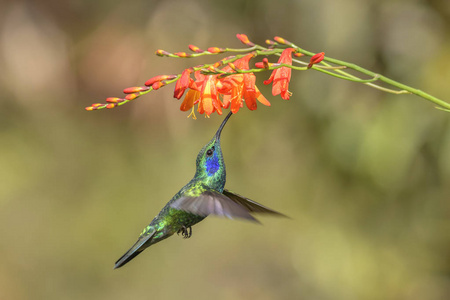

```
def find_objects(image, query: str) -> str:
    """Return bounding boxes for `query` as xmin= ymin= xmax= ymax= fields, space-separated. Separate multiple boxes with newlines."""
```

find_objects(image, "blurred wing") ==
xmin=171 ymin=189 xmax=258 ymax=222
xmin=223 ymin=189 xmax=287 ymax=217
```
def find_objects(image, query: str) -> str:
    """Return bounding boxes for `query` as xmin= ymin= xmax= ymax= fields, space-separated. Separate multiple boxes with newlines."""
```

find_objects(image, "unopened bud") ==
xmin=255 ymin=58 xmax=270 ymax=69
xmin=106 ymin=97 xmax=123 ymax=103
xmin=189 ymin=45 xmax=203 ymax=53
xmin=207 ymin=47 xmax=225 ymax=54
xmin=236 ymin=34 xmax=255 ymax=46
xmin=145 ymin=75 xmax=177 ymax=86
xmin=125 ymin=93 xmax=138 ymax=100
xmin=123 ymin=86 xmax=149 ymax=94
xmin=155 ymin=49 xmax=171 ymax=56
xmin=152 ymin=81 xmax=164 ymax=90
xmin=174 ymin=52 xmax=191 ymax=58
xmin=308 ymin=52 xmax=325 ymax=68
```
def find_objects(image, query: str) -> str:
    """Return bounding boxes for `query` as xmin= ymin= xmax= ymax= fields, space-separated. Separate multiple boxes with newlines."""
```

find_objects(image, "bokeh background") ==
xmin=1 ymin=0 xmax=450 ymax=299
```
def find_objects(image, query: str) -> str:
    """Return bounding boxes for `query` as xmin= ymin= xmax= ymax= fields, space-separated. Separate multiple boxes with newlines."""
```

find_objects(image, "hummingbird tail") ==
xmin=114 ymin=230 xmax=156 ymax=269
xmin=114 ymin=248 xmax=143 ymax=269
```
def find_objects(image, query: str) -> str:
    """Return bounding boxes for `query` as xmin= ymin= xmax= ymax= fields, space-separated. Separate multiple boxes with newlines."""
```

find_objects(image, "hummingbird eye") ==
xmin=206 ymin=147 xmax=214 ymax=156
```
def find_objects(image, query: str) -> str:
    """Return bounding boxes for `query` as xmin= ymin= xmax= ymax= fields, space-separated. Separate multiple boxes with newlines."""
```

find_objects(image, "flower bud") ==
xmin=155 ymin=49 xmax=171 ymax=56
xmin=236 ymin=34 xmax=255 ymax=46
xmin=274 ymin=36 xmax=285 ymax=44
xmin=189 ymin=45 xmax=203 ymax=53
xmin=125 ymin=93 xmax=138 ymax=100
xmin=174 ymin=52 xmax=191 ymax=58
xmin=308 ymin=52 xmax=325 ymax=68
xmin=152 ymin=81 xmax=164 ymax=90
xmin=106 ymin=97 xmax=123 ymax=103
xmin=123 ymin=86 xmax=149 ymax=94
xmin=207 ymin=47 xmax=225 ymax=54
xmin=145 ymin=75 xmax=177 ymax=86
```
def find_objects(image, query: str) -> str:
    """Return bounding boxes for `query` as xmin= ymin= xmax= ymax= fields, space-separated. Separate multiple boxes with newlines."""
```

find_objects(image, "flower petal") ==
xmin=231 ymin=95 xmax=242 ymax=114
xmin=174 ymin=69 xmax=192 ymax=99
xmin=180 ymin=89 xmax=199 ymax=111
xmin=222 ymin=94 xmax=231 ymax=109
xmin=200 ymin=76 xmax=219 ymax=115
xmin=263 ymin=70 xmax=275 ymax=85
xmin=255 ymin=86 xmax=271 ymax=106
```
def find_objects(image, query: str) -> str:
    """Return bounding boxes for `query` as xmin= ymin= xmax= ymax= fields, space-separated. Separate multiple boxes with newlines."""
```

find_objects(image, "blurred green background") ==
xmin=1 ymin=0 xmax=450 ymax=299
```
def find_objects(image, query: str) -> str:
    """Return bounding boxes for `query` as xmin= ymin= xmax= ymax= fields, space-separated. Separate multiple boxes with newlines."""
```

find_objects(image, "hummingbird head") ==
xmin=194 ymin=112 xmax=233 ymax=188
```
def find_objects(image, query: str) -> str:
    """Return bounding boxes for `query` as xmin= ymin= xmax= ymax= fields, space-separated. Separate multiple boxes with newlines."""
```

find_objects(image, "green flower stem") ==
xmin=293 ymin=47 xmax=450 ymax=111
xmin=224 ymin=46 xmax=258 ymax=52
xmin=204 ymin=63 xmax=380 ymax=84
xmin=316 ymin=60 xmax=410 ymax=94
xmin=302 ymin=63 xmax=380 ymax=83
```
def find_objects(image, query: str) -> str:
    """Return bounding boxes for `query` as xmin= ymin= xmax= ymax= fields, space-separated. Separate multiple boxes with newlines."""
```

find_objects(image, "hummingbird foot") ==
xmin=177 ymin=225 xmax=192 ymax=239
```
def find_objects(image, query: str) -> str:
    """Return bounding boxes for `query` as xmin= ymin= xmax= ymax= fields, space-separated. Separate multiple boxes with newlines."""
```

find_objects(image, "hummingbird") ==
xmin=114 ymin=111 xmax=284 ymax=269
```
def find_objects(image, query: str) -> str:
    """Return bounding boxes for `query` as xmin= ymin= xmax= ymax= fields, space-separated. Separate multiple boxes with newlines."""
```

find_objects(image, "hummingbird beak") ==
xmin=215 ymin=111 xmax=233 ymax=141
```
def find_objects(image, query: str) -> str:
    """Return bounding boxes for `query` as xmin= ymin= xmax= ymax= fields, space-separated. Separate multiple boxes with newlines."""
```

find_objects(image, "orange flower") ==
xmin=173 ymin=69 xmax=193 ymax=99
xmin=264 ymin=48 xmax=295 ymax=100
xmin=218 ymin=54 xmax=270 ymax=113
xmin=177 ymin=53 xmax=269 ymax=116
xmin=199 ymin=75 xmax=222 ymax=115
xmin=180 ymin=89 xmax=200 ymax=112
xmin=179 ymin=71 xmax=202 ymax=112
xmin=218 ymin=73 xmax=270 ymax=113
xmin=242 ymin=74 xmax=270 ymax=110
xmin=180 ymin=71 xmax=223 ymax=116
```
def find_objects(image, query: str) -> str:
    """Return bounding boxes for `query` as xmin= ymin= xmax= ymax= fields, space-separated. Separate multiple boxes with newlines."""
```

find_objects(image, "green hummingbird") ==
xmin=114 ymin=111 xmax=284 ymax=269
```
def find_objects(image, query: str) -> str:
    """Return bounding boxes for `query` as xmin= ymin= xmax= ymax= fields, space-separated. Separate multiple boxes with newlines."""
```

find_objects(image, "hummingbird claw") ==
xmin=186 ymin=226 xmax=192 ymax=238
xmin=177 ymin=225 xmax=192 ymax=239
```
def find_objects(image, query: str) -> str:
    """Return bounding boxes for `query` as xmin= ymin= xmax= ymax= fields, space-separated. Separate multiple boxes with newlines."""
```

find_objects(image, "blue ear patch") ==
xmin=206 ymin=152 xmax=220 ymax=176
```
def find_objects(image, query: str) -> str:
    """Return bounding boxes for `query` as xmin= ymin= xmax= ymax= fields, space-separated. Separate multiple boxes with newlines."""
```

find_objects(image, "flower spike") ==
xmin=87 ymin=33 xmax=450 ymax=115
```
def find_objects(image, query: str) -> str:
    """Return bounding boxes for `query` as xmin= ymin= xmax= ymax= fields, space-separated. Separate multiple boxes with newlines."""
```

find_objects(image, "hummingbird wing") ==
xmin=114 ymin=229 xmax=157 ymax=269
xmin=223 ymin=189 xmax=287 ymax=217
xmin=171 ymin=187 xmax=259 ymax=222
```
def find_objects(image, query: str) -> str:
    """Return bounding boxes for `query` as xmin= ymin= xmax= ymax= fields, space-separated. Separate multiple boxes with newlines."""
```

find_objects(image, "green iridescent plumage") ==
xmin=114 ymin=112 xmax=284 ymax=269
